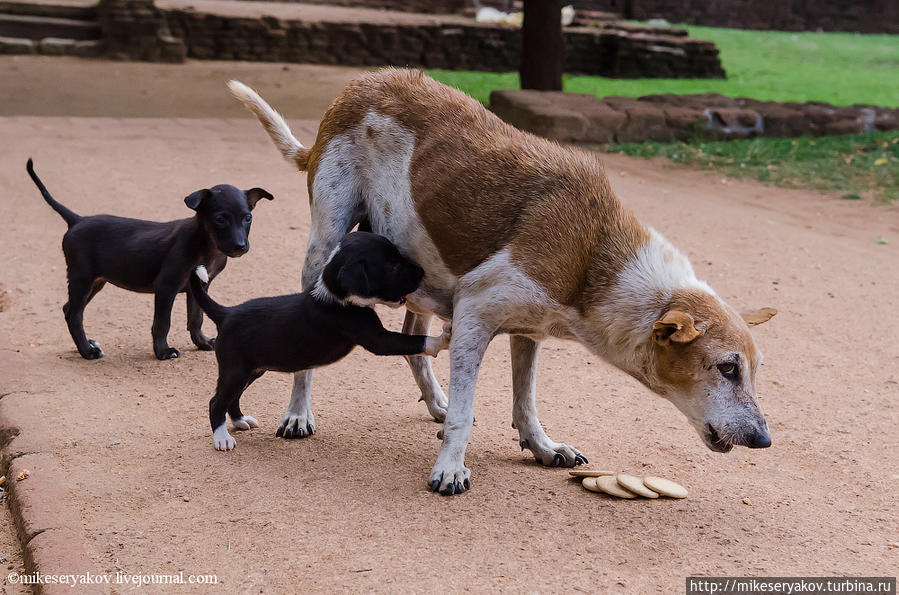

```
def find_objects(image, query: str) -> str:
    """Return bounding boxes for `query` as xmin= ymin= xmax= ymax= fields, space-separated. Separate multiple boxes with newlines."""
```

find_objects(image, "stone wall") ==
xmin=228 ymin=0 xmax=898 ymax=34
xmin=98 ymin=0 xmax=185 ymax=62
xmin=594 ymin=0 xmax=899 ymax=35
xmin=490 ymin=90 xmax=899 ymax=144
xmin=161 ymin=8 xmax=724 ymax=77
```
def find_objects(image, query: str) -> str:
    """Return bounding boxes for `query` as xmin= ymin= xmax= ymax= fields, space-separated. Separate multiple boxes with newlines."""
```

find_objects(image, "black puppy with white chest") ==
xmin=26 ymin=158 xmax=273 ymax=360
xmin=189 ymin=231 xmax=451 ymax=451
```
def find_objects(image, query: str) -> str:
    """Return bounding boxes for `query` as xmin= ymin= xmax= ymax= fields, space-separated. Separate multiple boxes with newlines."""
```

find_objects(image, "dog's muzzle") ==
xmin=704 ymin=423 xmax=771 ymax=452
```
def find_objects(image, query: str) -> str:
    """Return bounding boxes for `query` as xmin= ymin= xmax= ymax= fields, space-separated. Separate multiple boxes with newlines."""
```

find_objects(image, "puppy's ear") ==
xmin=337 ymin=261 xmax=371 ymax=299
xmin=245 ymin=188 xmax=274 ymax=210
xmin=184 ymin=189 xmax=211 ymax=211
xmin=741 ymin=307 xmax=778 ymax=327
xmin=652 ymin=310 xmax=704 ymax=346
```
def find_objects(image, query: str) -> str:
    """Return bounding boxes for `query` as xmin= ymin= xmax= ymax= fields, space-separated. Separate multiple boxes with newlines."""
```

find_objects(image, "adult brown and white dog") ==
xmin=229 ymin=69 xmax=777 ymax=496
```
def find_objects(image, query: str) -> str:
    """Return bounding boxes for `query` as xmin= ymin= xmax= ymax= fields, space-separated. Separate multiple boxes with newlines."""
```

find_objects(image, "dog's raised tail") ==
xmin=227 ymin=80 xmax=309 ymax=171
xmin=190 ymin=266 xmax=228 ymax=326
xmin=26 ymin=159 xmax=80 ymax=227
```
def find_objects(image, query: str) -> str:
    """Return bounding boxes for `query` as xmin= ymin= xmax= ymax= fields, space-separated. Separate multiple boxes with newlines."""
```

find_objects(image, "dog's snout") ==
xmin=745 ymin=427 xmax=772 ymax=449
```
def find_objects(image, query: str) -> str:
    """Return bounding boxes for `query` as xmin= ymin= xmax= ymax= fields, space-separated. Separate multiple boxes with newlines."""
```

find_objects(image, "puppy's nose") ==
xmin=235 ymin=240 xmax=247 ymax=252
xmin=745 ymin=427 xmax=772 ymax=449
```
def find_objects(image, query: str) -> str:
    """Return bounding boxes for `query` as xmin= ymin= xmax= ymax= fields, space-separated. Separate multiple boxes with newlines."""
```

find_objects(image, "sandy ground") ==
xmin=0 ymin=56 xmax=362 ymax=119
xmin=1 ymin=59 xmax=898 ymax=592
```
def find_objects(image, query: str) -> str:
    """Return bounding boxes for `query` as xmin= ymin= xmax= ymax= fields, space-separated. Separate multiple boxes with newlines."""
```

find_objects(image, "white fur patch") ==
xmin=194 ymin=265 xmax=209 ymax=284
xmin=213 ymin=424 xmax=236 ymax=451
xmin=228 ymin=80 xmax=305 ymax=163
xmin=596 ymin=227 xmax=715 ymax=361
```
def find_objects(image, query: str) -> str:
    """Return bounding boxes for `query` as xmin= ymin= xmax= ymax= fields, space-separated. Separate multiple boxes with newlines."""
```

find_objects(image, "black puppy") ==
xmin=189 ymin=231 xmax=452 ymax=451
xmin=26 ymin=158 xmax=273 ymax=360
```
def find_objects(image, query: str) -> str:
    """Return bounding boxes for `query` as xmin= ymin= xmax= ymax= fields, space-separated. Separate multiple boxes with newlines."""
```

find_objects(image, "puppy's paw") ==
xmin=155 ymin=347 xmax=180 ymax=360
xmin=424 ymin=322 xmax=453 ymax=358
xmin=231 ymin=415 xmax=258 ymax=431
xmin=192 ymin=335 xmax=216 ymax=351
xmin=213 ymin=425 xmax=236 ymax=451
xmin=276 ymin=411 xmax=316 ymax=439
xmin=80 ymin=339 xmax=104 ymax=360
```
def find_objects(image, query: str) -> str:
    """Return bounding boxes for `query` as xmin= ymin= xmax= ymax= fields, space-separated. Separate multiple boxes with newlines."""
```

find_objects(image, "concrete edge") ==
xmin=0 ymin=341 xmax=104 ymax=594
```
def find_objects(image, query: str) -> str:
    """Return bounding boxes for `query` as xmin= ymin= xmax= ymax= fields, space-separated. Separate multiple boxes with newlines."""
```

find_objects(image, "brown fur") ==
xmin=293 ymin=69 xmax=649 ymax=307
xmin=652 ymin=288 xmax=760 ymax=391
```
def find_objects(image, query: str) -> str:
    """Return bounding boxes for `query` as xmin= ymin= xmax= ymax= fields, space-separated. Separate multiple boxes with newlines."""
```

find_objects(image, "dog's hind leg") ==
xmin=510 ymin=335 xmax=587 ymax=468
xmin=210 ymin=367 xmax=251 ymax=451
xmin=63 ymin=277 xmax=104 ymax=359
xmin=279 ymin=371 xmax=316 ymax=439
xmin=403 ymin=311 xmax=448 ymax=422
xmin=284 ymin=137 xmax=364 ymax=438
xmin=229 ymin=371 xmax=263 ymax=431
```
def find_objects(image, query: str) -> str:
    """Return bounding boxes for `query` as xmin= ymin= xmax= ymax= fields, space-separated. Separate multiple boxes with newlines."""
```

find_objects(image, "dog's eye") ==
xmin=717 ymin=362 xmax=739 ymax=381
xmin=215 ymin=215 xmax=227 ymax=226
xmin=245 ymin=214 xmax=252 ymax=223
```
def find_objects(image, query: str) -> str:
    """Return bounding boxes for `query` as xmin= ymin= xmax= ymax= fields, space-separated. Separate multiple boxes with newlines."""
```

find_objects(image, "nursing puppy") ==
xmin=26 ymin=158 xmax=273 ymax=360
xmin=230 ymin=70 xmax=777 ymax=496
xmin=189 ymin=231 xmax=452 ymax=451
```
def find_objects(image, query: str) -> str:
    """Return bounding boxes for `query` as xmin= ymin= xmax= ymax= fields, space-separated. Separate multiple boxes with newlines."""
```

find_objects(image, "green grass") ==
xmin=427 ymin=26 xmax=899 ymax=107
xmin=609 ymin=130 xmax=899 ymax=202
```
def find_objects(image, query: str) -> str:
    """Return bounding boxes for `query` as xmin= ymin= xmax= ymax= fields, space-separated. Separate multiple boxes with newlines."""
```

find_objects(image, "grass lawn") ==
xmin=609 ymin=130 xmax=899 ymax=203
xmin=427 ymin=26 xmax=899 ymax=107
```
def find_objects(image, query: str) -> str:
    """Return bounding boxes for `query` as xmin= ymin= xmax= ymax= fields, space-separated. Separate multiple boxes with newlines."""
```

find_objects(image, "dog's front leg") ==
xmin=186 ymin=285 xmax=215 ymax=350
xmin=428 ymin=303 xmax=493 ymax=496
xmin=403 ymin=312 xmax=449 ymax=422
xmin=151 ymin=288 xmax=180 ymax=360
xmin=511 ymin=335 xmax=587 ymax=467
xmin=277 ymin=370 xmax=316 ymax=439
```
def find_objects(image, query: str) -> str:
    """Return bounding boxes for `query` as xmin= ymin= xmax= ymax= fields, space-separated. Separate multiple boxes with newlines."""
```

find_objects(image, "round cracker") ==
xmin=569 ymin=469 xmax=616 ymax=478
xmin=595 ymin=475 xmax=638 ymax=499
xmin=581 ymin=476 xmax=603 ymax=493
xmin=616 ymin=473 xmax=659 ymax=498
xmin=643 ymin=476 xmax=688 ymax=498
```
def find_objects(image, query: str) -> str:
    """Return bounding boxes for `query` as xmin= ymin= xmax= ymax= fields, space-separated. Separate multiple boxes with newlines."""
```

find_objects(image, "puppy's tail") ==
xmin=227 ymin=80 xmax=310 ymax=171
xmin=26 ymin=159 xmax=81 ymax=227
xmin=190 ymin=266 xmax=228 ymax=327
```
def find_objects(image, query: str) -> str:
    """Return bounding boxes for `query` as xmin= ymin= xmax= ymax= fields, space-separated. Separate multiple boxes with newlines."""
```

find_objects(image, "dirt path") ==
xmin=1 ymin=61 xmax=897 ymax=592
xmin=0 ymin=56 xmax=362 ymax=119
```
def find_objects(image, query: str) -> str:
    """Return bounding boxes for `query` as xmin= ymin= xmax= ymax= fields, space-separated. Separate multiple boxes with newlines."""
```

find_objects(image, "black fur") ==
xmin=26 ymin=158 xmax=273 ymax=360
xmin=189 ymin=232 xmax=438 ymax=444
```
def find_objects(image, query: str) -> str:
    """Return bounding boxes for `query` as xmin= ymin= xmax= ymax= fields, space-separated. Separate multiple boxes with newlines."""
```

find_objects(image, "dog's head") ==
xmin=647 ymin=289 xmax=777 ymax=452
xmin=318 ymin=231 xmax=425 ymax=307
xmin=185 ymin=185 xmax=274 ymax=257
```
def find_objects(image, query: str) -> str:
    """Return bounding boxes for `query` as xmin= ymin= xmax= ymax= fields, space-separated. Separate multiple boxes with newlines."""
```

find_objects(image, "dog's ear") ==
xmin=244 ymin=188 xmax=274 ymax=210
xmin=337 ymin=261 xmax=371 ymax=299
xmin=652 ymin=310 xmax=705 ymax=345
xmin=741 ymin=307 xmax=778 ymax=327
xmin=184 ymin=189 xmax=211 ymax=211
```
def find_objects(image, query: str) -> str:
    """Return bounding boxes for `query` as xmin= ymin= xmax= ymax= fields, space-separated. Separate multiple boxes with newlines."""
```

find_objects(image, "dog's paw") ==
xmin=193 ymin=335 xmax=216 ymax=351
xmin=428 ymin=460 xmax=471 ymax=496
xmin=213 ymin=425 xmax=236 ymax=451
xmin=232 ymin=415 xmax=258 ymax=431
xmin=417 ymin=392 xmax=448 ymax=422
xmin=521 ymin=436 xmax=587 ymax=468
xmin=276 ymin=411 xmax=316 ymax=439
xmin=80 ymin=339 xmax=104 ymax=360
xmin=155 ymin=347 xmax=180 ymax=360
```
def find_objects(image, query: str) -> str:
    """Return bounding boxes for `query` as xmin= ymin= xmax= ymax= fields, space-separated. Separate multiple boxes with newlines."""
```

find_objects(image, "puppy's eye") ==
xmin=717 ymin=362 xmax=739 ymax=381
xmin=245 ymin=214 xmax=252 ymax=223
xmin=215 ymin=215 xmax=227 ymax=226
